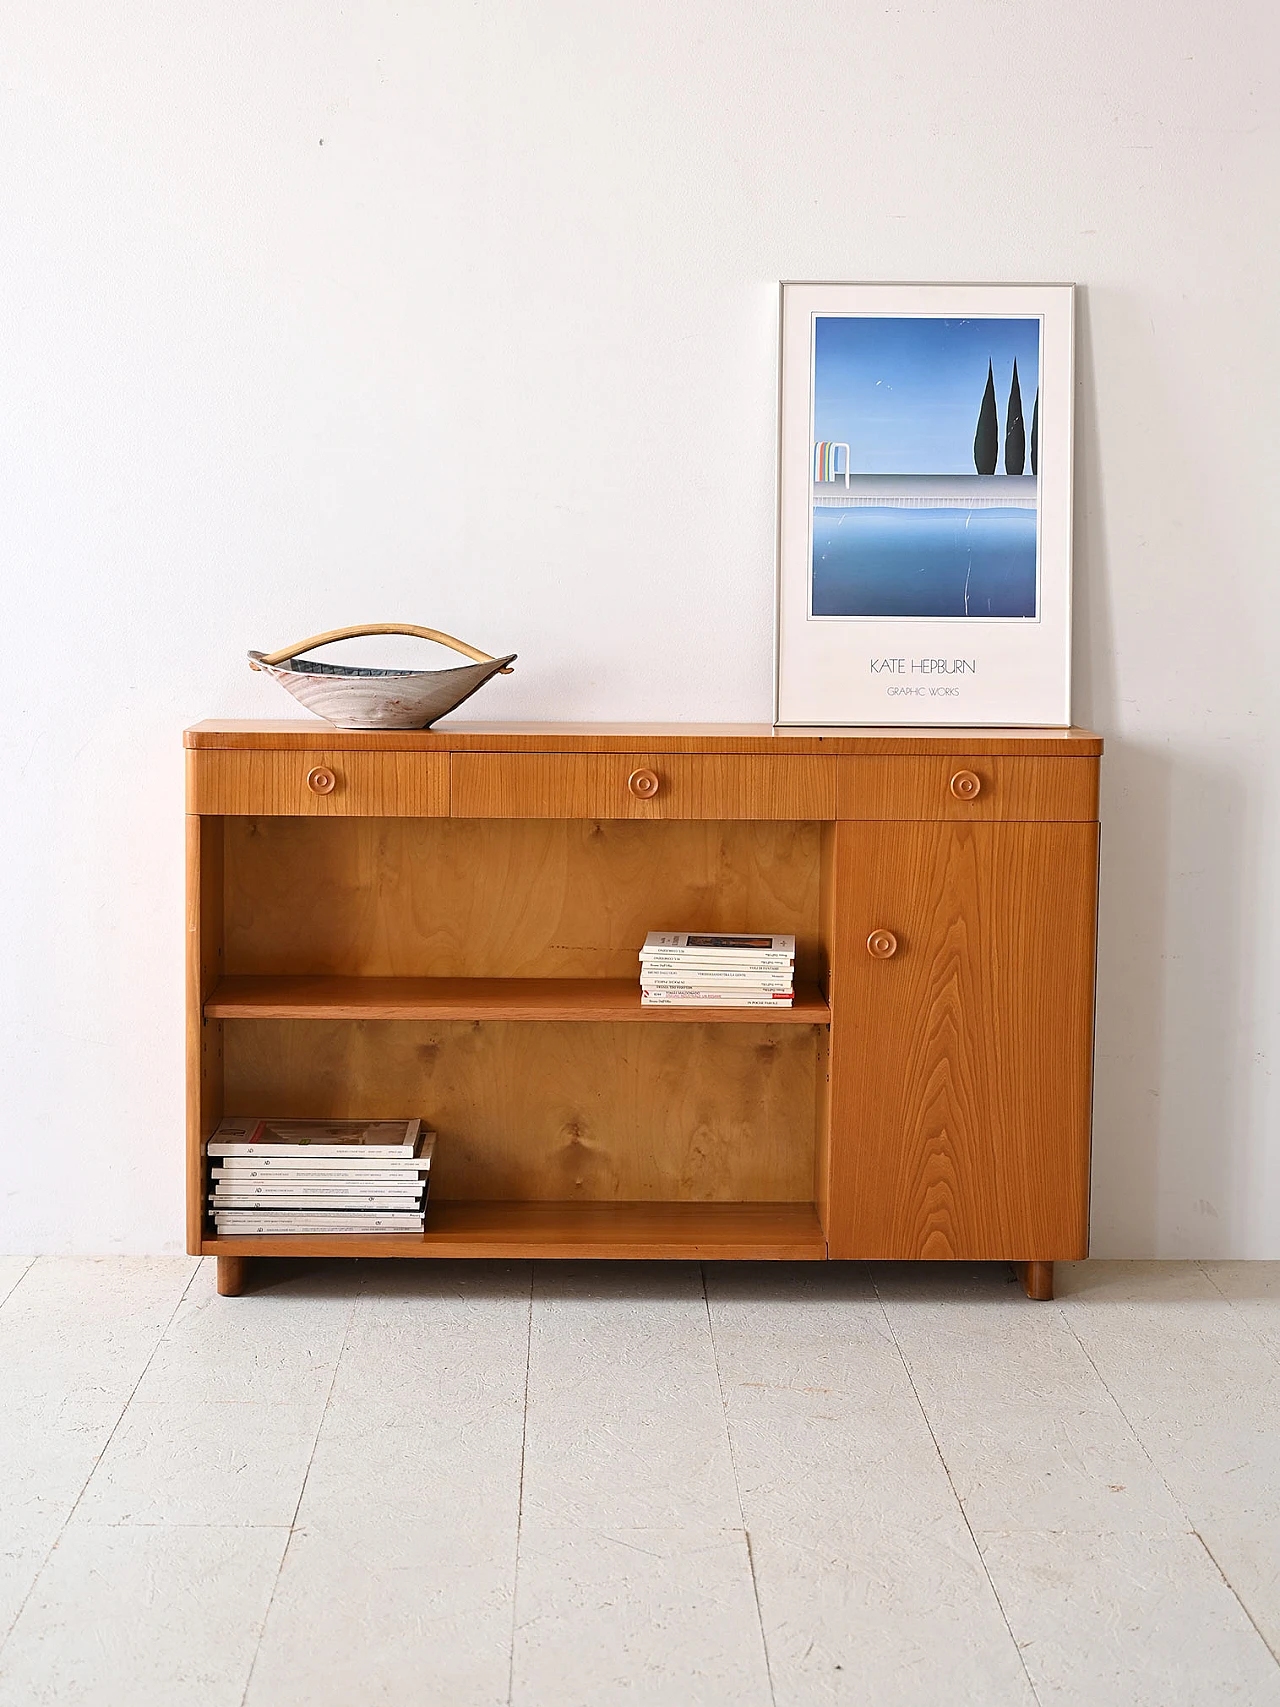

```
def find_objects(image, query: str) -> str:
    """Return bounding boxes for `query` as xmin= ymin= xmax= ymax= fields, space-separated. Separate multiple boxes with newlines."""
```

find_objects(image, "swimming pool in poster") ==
xmin=810 ymin=315 xmax=1041 ymax=620
xmin=812 ymin=505 xmax=1037 ymax=618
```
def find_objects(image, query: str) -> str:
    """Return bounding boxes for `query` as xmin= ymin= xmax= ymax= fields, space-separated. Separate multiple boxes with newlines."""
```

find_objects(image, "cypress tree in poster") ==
xmin=1030 ymin=388 xmax=1039 ymax=475
xmin=974 ymin=360 xmax=998 ymax=475
xmin=1005 ymin=359 xmax=1025 ymax=475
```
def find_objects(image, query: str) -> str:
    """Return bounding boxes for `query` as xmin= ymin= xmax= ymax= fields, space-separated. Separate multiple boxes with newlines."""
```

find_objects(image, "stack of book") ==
xmin=207 ymin=1118 xmax=434 ymax=1235
xmin=638 ymin=931 xmax=796 ymax=1008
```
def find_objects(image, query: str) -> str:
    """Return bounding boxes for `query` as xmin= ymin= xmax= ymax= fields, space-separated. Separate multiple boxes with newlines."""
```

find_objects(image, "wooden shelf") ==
xmin=202 ymin=1200 xmax=827 ymax=1260
xmin=205 ymin=975 xmax=829 ymax=1025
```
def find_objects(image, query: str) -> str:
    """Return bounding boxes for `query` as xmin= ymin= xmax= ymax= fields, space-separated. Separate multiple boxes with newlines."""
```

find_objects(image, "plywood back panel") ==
xmin=223 ymin=817 xmax=823 ymax=981
xmin=222 ymin=1018 xmax=818 ymax=1203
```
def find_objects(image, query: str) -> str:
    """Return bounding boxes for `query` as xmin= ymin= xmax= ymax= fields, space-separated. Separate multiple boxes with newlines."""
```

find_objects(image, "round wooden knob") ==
xmin=950 ymin=769 xmax=981 ymax=800
xmin=306 ymin=766 xmax=337 ymax=795
xmin=867 ymin=929 xmax=898 ymax=960
xmin=628 ymin=768 xmax=660 ymax=799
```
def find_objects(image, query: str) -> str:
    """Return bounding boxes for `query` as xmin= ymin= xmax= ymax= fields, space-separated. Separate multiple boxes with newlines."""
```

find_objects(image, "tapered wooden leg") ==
xmin=217 ymin=1254 xmax=250 ymax=1297
xmin=1015 ymin=1260 xmax=1054 ymax=1300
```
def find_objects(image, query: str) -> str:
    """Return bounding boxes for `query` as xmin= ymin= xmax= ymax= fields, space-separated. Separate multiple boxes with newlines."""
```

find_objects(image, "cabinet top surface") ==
xmin=186 ymin=720 xmax=1103 ymax=756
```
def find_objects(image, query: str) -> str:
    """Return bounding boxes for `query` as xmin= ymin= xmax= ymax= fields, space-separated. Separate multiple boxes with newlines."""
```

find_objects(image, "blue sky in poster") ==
xmin=813 ymin=316 xmax=1041 ymax=475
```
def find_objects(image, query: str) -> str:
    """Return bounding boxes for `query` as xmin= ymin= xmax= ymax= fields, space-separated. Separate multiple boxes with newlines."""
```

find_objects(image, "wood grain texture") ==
xmin=201 ymin=1200 xmax=826 ymax=1259
xmin=205 ymin=974 xmax=829 ymax=1024
xmin=812 ymin=1024 xmax=832 ymax=1239
xmin=186 ymin=816 xmax=223 ymax=1254
xmin=222 ymin=817 xmax=825 ymax=981
xmin=825 ymin=820 xmax=1098 ymax=1262
xmin=837 ymin=756 xmax=1099 ymax=822
xmin=185 ymin=720 xmax=1104 ymax=756
xmin=222 ymin=1018 xmax=819 ymax=1204
xmin=216 ymin=1255 xmax=248 ymax=1296
xmin=186 ymin=750 xmax=449 ymax=816
xmin=451 ymin=753 xmax=836 ymax=819
xmin=814 ymin=822 xmax=837 ymax=1236
xmin=186 ymin=724 xmax=1101 ymax=1273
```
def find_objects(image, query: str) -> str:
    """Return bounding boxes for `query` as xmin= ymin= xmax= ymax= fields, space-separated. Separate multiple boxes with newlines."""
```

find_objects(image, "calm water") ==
xmin=811 ymin=507 xmax=1037 ymax=618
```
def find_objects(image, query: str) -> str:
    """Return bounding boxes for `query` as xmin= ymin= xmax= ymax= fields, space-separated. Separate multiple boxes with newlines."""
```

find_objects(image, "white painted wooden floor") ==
xmin=2 ymin=1257 xmax=1279 ymax=1706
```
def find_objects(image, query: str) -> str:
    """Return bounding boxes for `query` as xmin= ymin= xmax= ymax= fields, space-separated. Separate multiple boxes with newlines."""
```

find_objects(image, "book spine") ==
xmin=212 ymin=1199 xmax=423 ymax=1210
xmin=211 ymin=1170 xmax=429 ymax=1182
xmin=210 ymin=1194 xmax=426 ymax=1208
xmin=213 ymin=1215 xmax=426 ymax=1229
xmin=210 ymin=1182 xmax=425 ymax=1195
xmin=211 ymin=1160 xmax=430 ymax=1174
xmin=213 ymin=1225 xmax=425 ymax=1235
xmin=641 ymin=936 xmax=796 ymax=953
xmin=639 ymin=953 xmax=794 ymax=965
xmin=638 ymin=968 xmax=795 ymax=980
xmin=207 ymin=1145 xmax=417 ymax=1158
xmin=638 ymin=964 xmax=794 ymax=976
xmin=639 ymin=983 xmax=793 ymax=994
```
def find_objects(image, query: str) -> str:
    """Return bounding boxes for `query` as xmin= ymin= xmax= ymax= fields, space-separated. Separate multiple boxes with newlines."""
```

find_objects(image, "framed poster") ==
xmin=775 ymin=282 xmax=1074 ymax=726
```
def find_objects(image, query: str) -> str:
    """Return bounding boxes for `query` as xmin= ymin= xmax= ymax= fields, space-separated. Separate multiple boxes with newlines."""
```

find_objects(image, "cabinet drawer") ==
xmin=186 ymin=750 xmax=449 ymax=816
xmin=451 ymin=753 xmax=835 ymax=819
xmin=836 ymin=756 xmax=1098 ymax=821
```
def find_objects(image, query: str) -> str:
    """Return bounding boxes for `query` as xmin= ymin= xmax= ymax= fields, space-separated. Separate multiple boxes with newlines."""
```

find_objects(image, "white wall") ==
xmin=2 ymin=0 xmax=1276 ymax=1255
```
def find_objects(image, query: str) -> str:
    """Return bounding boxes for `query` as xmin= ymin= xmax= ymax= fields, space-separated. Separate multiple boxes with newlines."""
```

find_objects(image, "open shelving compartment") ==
xmin=190 ymin=814 xmax=835 ymax=1261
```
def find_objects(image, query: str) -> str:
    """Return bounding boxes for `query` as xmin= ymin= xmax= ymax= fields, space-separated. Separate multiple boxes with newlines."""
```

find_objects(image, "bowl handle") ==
xmin=254 ymin=624 xmax=515 ymax=673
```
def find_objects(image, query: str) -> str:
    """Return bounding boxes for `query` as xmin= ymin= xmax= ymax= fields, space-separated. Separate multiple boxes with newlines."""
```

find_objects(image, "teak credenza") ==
xmin=186 ymin=722 xmax=1102 ymax=1299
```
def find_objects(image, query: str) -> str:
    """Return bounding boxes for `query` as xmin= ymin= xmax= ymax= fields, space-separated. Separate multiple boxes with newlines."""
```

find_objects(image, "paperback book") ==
xmin=212 ymin=1213 xmax=426 ymax=1233
xmin=640 ymin=932 xmax=795 ymax=964
xmin=211 ymin=1166 xmax=428 ymax=1183
xmin=208 ymin=1117 xmax=426 ymax=1159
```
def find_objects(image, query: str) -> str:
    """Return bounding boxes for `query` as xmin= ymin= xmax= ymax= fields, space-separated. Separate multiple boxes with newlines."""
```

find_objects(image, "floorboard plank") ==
xmin=0 ymin=1258 xmax=197 ymax=1646
xmin=706 ymin=1264 xmax=1036 ymax=1705
xmin=872 ymin=1260 xmax=1185 ymax=1534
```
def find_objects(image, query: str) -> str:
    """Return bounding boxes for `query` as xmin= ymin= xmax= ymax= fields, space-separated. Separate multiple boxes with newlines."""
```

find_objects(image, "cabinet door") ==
xmin=826 ymin=820 xmax=1098 ymax=1261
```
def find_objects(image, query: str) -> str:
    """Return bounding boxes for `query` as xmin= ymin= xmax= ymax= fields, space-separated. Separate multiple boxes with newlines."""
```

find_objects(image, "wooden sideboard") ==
xmin=186 ymin=721 xmax=1101 ymax=1299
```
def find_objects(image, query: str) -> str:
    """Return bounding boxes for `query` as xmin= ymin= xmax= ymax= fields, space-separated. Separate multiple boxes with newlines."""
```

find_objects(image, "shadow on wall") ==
xmin=1088 ymin=746 xmax=1251 ymax=1257
xmin=1073 ymin=288 xmax=1254 ymax=1257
